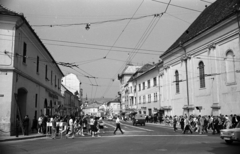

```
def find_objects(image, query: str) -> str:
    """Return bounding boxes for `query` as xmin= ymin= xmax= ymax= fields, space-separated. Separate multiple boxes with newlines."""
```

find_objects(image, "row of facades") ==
xmin=118 ymin=0 xmax=240 ymax=117
xmin=0 ymin=5 xmax=82 ymax=136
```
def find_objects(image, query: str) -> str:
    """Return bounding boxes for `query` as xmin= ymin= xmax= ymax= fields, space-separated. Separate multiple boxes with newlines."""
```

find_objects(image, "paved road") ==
xmin=0 ymin=121 xmax=239 ymax=154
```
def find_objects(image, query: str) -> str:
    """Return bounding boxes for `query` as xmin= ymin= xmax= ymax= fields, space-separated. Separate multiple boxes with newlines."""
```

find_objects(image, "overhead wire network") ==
xmin=127 ymin=0 xmax=172 ymax=65
xmin=1 ymin=0 xmax=207 ymax=99
xmin=31 ymin=13 xmax=161 ymax=28
xmin=0 ymin=34 xmax=165 ymax=55
xmin=101 ymin=0 xmax=146 ymax=98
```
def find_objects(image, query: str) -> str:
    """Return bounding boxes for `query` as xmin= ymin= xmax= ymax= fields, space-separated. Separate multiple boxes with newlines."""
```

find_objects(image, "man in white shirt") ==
xmin=66 ymin=116 xmax=74 ymax=139
xmin=113 ymin=116 xmax=124 ymax=135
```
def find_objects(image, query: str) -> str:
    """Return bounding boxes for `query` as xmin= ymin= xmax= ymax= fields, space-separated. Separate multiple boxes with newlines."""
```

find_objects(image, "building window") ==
xmin=147 ymin=80 xmax=150 ymax=88
xmin=35 ymin=94 xmax=38 ymax=108
xmin=143 ymin=95 xmax=146 ymax=104
xmin=51 ymin=71 xmax=53 ymax=85
xmin=225 ymin=50 xmax=235 ymax=83
xmin=23 ymin=42 xmax=27 ymax=63
xmin=130 ymin=86 xmax=132 ymax=93
xmin=45 ymin=65 xmax=48 ymax=80
xmin=153 ymin=77 xmax=157 ymax=86
xmin=58 ymin=78 xmax=60 ymax=89
xmin=154 ymin=93 xmax=157 ymax=102
xmin=134 ymin=86 xmax=136 ymax=92
xmin=143 ymin=82 xmax=145 ymax=90
xmin=199 ymin=61 xmax=205 ymax=88
xmin=36 ymin=56 xmax=39 ymax=73
xmin=55 ymin=75 xmax=57 ymax=87
xmin=139 ymin=96 xmax=141 ymax=104
xmin=139 ymin=84 xmax=141 ymax=91
xmin=175 ymin=70 xmax=180 ymax=93
xmin=148 ymin=94 xmax=151 ymax=103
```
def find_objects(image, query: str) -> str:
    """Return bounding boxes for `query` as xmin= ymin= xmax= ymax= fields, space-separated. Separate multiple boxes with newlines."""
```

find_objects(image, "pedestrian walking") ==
xmin=23 ymin=115 xmax=29 ymax=135
xmin=82 ymin=116 xmax=88 ymax=136
xmin=93 ymin=117 xmax=100 ymax=137
xmin=113 ymin=116 xmax=124 ymax=134
xmin=51 ymin=116 xmax=57 ymax=139
xmin=89 ymin=116 xmax=95 ymax=137
xmin=183 ymin=117 xmax=192 ymax=134
xmin=224 ymin=116 xmax=231 ymax=129
xmin=31 ymin=116 xmax=38 ymax=133
xmin=38 ymin=115 xmax=43 ymax=134
xmin=16 ymin=115 xmax=20 ymax=137
xmin=98 ymin=117 xmax=105 ymax=134
xmin=212 ymin=116 xmax=220 ymax=134
xmin=173 ymin=116 xmax=178 ymax=132
xmin=66 ymin=116 xmax=75 ymax=139
xmin=180 ymin=116 xmax=185 ymax=132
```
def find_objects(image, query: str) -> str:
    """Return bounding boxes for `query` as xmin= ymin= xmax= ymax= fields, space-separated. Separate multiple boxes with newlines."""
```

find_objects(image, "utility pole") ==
xmin=179 ymin=42 xmax=190 ymax=116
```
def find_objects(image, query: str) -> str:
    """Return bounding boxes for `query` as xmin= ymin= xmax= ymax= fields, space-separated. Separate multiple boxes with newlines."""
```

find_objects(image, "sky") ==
xmin=1 ymin=0 xmax=214 ymax=99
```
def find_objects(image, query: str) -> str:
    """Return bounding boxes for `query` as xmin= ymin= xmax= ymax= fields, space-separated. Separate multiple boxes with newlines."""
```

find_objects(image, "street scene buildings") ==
xmin=1 ymin=1 xmax=240 ymax=154
xmin=0 ymin=2 xmax=240 ymax=153
xmin=118 ymin=0 xmax=240 ymax=117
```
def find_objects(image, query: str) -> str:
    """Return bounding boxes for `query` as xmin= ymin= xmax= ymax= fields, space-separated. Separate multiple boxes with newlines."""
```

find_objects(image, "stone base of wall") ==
xmin=0 ymin=122 xmax=11 ymax=136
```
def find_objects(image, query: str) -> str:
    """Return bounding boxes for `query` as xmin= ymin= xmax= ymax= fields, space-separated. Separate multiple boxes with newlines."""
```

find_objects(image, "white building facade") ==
xmin=118 ymin=64 xmax=141 ymax=113
xmin=127 ymin=64 xmax=160 ymax=116
xmin=159 ymin=0 xmax=240 ymax=116
xmin=0 ymin=5 xmax=64 ymax=136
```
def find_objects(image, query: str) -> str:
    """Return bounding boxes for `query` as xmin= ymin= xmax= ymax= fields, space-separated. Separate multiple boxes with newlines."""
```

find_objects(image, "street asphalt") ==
xmin=0 ymin=120 xmax=239 ymax=154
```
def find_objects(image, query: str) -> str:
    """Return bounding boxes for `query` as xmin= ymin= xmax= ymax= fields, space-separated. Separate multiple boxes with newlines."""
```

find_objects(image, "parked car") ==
xmin=220 ymin=122 xmax=240 ymax=144
xmin=132 ymin=114 xmax=146 ymax=126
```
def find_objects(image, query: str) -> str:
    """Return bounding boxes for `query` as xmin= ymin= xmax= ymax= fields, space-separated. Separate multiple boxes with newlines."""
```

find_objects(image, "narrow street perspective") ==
xmin=0 ymin=0 xmax=240 ymax=154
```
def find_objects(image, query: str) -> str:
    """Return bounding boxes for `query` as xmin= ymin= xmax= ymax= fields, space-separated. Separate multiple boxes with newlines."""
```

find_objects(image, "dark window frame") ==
xmin=35 ymin=94 xmax=38 ymax=108
xmin=153 ymin=77 xmax=157 ymax=86
xmin=175 ymin=70 xmax=180 ymax=93
xmin=23 ymin=42 xmax=27 ymax=63
xmin=36 ymin=56 xmax=39 ymax=73
xmin=45 ymin=65 xmax=48 ymax=80
xmin=199 ymin=61 xmax=205 ymax=88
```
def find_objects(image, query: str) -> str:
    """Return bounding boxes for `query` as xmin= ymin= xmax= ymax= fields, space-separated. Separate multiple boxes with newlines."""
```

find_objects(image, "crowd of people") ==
xmin=16 ymin=113 xmax=239 ymax=138
xmin=36 ymin=114 xmax=107 ymax=139
xmin=163 ymin=114 xmax=240 ymax=134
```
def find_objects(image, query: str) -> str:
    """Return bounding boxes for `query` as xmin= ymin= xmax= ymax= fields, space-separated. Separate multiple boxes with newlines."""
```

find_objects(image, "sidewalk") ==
xmin=0 ymin=133 xmax=46 ymax=142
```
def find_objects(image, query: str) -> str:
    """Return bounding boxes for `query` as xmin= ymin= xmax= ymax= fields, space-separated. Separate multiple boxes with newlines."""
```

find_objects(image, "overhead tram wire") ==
xmin=165 ymin=13 xmax=191 ymax=24
xmin=128 ymin=0 xmax=172 ymax=64
xmin=152 ymin=0 xmax=202 ymax=13
xmin=31 ymin=12 xmax=156 ymax=28
xmin=101 ymin=0 xmax=145 ymax=98
xmin=127 ymin=15 xmax=158 ymax=63
xmin=0 ymin=33 xmax=165 ymax=53
xmin=200 ymin=0 xmax=213 ymax=4
xmin=104 ymin=0 xmax=145 ymax=58
xmin=0 ymin=37 xmax=162 ymax=56
xmin=129 ymin=15 xmax=162 ymax=63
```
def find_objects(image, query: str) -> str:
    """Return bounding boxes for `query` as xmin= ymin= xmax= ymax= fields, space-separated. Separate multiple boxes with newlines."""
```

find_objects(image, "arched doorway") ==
xmin=16 ymin=88 xmax=28 ymax=120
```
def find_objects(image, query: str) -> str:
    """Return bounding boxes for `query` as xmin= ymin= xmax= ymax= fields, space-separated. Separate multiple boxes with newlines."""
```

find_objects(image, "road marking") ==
xmin=103 ymin=131 xmax=145 ymax=132
xmin=120 ymin=123 xmax=153 ymax=132
xmin=125 ymin=121 xmax=175 ymax=130
xmin=70 ymin=134 xmax=208 ymax=139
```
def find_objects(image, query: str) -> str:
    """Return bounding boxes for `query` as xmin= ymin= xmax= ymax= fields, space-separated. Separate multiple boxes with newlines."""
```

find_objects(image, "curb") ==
xmin=0 ymin=135 xmax=46 ymax=142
